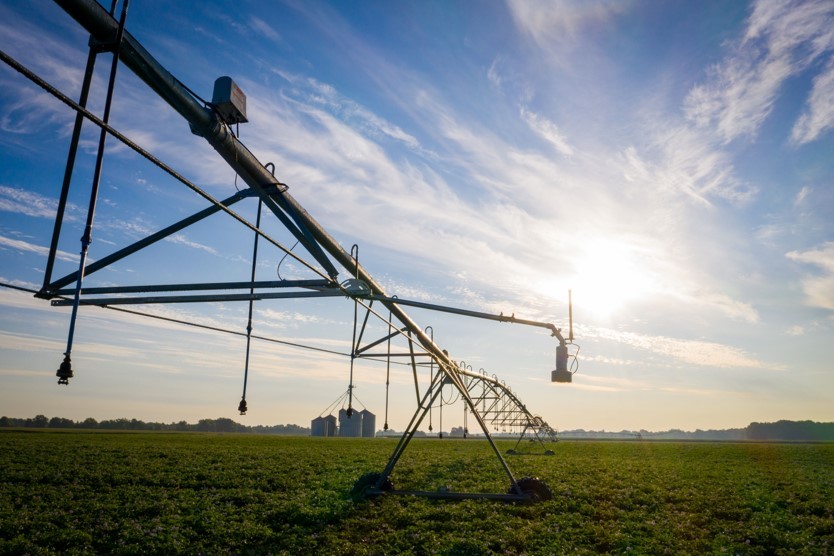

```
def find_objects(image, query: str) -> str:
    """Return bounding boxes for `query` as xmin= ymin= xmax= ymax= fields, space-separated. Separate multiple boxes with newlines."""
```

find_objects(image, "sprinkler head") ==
xmin=552 ymin=344 xmax=571 ymax=383
xmin=551 ymin=368 xmax=572 ymax=383
xmin=238 ymin=399 xmax=247 ymax=415
xmin=56 ymin=354 xmax=73 ymax=385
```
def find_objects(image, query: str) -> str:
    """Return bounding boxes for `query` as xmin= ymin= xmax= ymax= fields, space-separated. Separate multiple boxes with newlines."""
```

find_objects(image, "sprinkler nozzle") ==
xmin=56 ymin=354 xmax=73 ymax=385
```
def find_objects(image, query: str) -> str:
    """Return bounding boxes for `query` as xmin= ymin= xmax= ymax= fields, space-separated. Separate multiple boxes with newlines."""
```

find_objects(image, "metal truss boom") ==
xmin=53 ymin=0 xmax=560 ymax=416
xmin=43 ymin=0 xmax=574 ymax=502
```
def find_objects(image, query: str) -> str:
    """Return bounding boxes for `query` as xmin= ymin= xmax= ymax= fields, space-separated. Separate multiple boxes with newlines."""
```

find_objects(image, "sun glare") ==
xmin=568 ymin=238 xmax=657 ymax=319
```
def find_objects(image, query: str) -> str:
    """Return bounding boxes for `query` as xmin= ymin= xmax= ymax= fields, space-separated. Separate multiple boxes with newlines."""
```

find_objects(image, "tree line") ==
xmin=745 ymin=420 xmax=834 ymax=442
xmin=0 ymin=415 xmax=310 ymax=435
xmin=557 ymin=420 xmax=834 ymax=442
xmin=2 ymin=416 xmax=832 ymax=440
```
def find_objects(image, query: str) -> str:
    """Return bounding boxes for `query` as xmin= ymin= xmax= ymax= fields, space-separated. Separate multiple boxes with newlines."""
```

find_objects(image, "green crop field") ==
xmin=1 ymin=432 xmax=832 ymax=555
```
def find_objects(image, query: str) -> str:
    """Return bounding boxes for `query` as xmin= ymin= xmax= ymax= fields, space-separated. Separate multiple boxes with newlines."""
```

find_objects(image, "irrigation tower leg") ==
xmin=58 ymin=0 xmax=130 ymax=384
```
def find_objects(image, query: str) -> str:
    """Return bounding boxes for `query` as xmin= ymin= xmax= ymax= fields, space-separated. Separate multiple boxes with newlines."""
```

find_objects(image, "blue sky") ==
xmin=0 ymin=0 xmax=832 ymax=431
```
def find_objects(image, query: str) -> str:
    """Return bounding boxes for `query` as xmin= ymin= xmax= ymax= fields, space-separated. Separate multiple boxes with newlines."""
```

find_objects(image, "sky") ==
xmin=0 ymin=0 xmax=832 ymax=433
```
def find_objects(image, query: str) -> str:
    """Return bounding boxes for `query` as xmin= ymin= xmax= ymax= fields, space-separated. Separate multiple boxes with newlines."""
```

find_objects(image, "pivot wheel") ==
xmin=350 ymin=472 xmax=393 ymax=502
xmin=510 ymin=476 xmax=553 ymax=503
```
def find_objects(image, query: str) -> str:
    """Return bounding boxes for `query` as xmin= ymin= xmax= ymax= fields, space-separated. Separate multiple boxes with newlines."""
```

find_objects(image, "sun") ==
xmin=567 ymin=238 xmax=657 ymax=319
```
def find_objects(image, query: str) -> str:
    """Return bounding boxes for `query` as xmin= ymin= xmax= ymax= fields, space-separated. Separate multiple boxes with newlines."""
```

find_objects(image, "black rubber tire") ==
xmin=512 ymin=476 xmax=553 ymax=503
xmin=350 ymin=472 xmax=393 ymax=502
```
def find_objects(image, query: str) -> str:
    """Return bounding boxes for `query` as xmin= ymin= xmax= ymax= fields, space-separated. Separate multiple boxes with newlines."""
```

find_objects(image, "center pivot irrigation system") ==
xmin=2 ymin=0 xmax=580 ymax=503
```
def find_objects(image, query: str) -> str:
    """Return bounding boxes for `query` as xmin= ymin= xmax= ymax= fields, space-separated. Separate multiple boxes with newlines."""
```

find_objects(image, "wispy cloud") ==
xmin=685 ymin=0 xmax=834 ymax=144
xmin=506 ymin=0 xmax=630 ymax=55
xmin=241 ymin=58 xmax=764 ymax=332
xmin=487 ymin=58 xmax=504 ymax=88
xmin=586 ymin=325 xmax=773 ymax=370
xmin=0 ymin=185 xmax=77 ymax=219
xmin=682 ymin=292 xmax=759 ymax=324
xmin=0 ymin=85 xmax=75 ymax=136
xmin=249 ymin=16 xmax=282 ymax=43
xmin=0 ymin=6 xmax=86 ymax=136
xmin=568 ymin=374 xmax=742 ymax=399
xmin=166 ymin=233 xmax=218 ymax=255
xmin=786 ymin=325 xmax=805 ymax=336
xmin=794 ymin=185 xmax=813 ymax=207
xmin=580 ymin=354 xmax=643 ymax=367
xmin=257 ymin=308 xmax=338 ymax=328
xmin=92 ymin=216 xmax=222 ymax=259
xmin=268 ymin=72 xmax=423 ymax=153
xmin=520 ymin=107 xmax=574 ymax=156
xmin=791 ymin=60 xmax=834 ymax=144
xmin=684 ymin=52 xmax=792 ymax=143
xmin=786 ymin=242 xmax=834 ymax=310
xmin=624 ymin=128 xmax=758 ymax=207
xmin=0 ymin=235 xmax=77 ymax=262
xmin=0 ymin=330 xmax=64 ymax=352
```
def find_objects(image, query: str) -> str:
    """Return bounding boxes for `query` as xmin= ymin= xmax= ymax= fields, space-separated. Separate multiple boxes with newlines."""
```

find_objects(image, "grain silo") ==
xmin=311 ymin=416 xmax=326 ymax=437
xmin=311 ymin=414 xmax=338 ymax=437
xmin=338 ymin=408 xmax=362 ymax=437
xmin=360 ymin=409 xmax=376 ymax=437
xmin=323 ymin=414 xmax=337 ymax=437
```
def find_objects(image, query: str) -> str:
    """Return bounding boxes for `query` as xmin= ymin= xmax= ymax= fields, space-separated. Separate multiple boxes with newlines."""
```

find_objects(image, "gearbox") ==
xmin=212 ymin=76 xmax=248 ymax=125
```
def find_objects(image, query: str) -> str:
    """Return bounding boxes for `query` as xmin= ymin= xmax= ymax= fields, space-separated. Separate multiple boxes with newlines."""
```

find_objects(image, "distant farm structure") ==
xmin=311 ymin=409 xmax=376 ymax=438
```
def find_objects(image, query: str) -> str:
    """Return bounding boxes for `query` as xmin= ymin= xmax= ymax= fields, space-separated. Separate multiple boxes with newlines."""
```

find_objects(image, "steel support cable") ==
xmin=0 ymin=48 xmax=332 ymax=285
xmin=320 ymin=389 xmax=350 ymax=418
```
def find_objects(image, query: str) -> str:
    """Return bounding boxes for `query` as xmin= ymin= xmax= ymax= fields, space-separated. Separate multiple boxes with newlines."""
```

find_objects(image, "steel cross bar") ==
xmin=354 ymin=326 xmax=410 ymax=356
xmin=356 ymin=352 xmax=433 ymax=358
xmin=368 ymin=294 xmax=567 ymax=345
xmin=52 ymin=279 xmax=331 ymax=296
xmin=50 ymin=289 xmax=345 ymax=306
